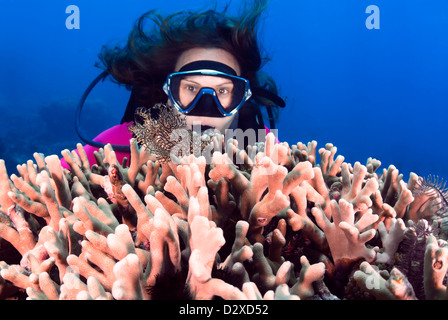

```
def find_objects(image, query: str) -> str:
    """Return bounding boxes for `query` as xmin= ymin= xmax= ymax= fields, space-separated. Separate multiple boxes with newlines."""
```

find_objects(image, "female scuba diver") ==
xmin=71 ymin=0 xmax=285 ymax=167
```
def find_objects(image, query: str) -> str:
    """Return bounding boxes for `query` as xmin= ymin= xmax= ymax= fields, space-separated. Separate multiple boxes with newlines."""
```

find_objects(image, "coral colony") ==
xmin=0 ymin=105 xmax=448 ymax=301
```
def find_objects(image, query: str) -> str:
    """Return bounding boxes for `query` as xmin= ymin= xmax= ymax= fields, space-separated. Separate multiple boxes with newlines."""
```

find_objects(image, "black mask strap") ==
xmin=178 ymin=60 xmax=238 ymax=75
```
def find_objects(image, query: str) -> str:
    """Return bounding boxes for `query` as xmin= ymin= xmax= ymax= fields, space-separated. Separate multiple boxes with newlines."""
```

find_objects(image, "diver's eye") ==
xmin=185 ymin=85 xmax=197 ymax=93
xmin=217 ymin=87 xmax=232 ymax=96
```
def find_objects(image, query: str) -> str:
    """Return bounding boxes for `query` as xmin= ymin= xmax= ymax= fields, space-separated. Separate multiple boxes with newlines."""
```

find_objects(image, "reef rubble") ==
xmin=0 ymin=131 xmax=447 ymax=300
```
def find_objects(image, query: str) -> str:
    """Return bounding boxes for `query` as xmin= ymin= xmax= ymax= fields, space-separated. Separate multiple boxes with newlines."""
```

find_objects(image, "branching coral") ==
xmin=353 ymin=261 xmax=417 ymax=300
xmin=424 ymin=235 xmax=448 ymax=300
xmin=375 ymin=218 xmax=406 ymax=264
xmin=0 ymin=123 xmax=447 ymax=301
xmin=408 ymin=174 xmax=448 ymax=222
xmin=312 ymin=199 xmax=378 ymax=265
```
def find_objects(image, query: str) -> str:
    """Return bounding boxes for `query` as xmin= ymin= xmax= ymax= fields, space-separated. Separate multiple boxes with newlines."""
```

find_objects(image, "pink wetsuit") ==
xmin=61 ymin=122 xmax=133 ymax=169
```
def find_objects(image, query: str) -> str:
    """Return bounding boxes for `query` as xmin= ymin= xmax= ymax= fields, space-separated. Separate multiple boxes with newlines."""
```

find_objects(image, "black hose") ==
xmin=74 ymin=71 xmax=131 ymax=152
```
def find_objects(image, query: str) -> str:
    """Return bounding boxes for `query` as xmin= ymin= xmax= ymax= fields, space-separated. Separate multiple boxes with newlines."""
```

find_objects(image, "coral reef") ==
xmin=0 ymin=125 xmax=447 ymax=300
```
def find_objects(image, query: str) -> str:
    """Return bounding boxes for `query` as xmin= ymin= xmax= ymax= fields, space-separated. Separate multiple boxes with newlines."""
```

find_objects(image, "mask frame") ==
xmin=163 ymin=69 xmax=252 ymax=117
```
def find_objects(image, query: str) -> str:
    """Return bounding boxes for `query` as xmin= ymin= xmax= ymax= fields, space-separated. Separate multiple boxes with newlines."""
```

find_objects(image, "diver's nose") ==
xmin=187 ymin=93 xmax=224 ymax=117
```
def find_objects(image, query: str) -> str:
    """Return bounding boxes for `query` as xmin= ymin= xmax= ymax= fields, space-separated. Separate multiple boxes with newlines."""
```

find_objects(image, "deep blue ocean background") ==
xmin=0 ymin=0 xmax=447 ymax=183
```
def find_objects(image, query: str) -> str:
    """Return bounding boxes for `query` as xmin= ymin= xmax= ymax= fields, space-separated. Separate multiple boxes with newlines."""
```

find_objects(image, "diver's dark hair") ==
xmin=97 ymin=0 xmax=281 ymax=127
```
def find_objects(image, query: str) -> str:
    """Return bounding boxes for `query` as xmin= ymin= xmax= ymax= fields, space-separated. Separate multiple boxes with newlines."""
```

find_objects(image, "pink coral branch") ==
xmin=341 ymin=162 xmax=379 ymax=213
xmin=354 ymin=262 xmax=416 ymax=300
xmin=112 ymin=254 xmax=148 ymax=300
xmin=209 ymin=151 xmax=256 ymax=219
xmin=268 ymin=219 xmax=287 ymax=264
xmin=312 ymin=199 xmax=378 ymax=264
xmin=290 ymin=256 xmax=325 ymax=299
xmin=187 ymin=215 xmax=231 ymax=299
xmin=121 ymin=184 xmax=153 ymax=245
xmin=188 ymin=249 xmax=246 ymax=300
xmin=144 ymin=207 xmax=181 ymax=289
xmin=318 ymin=144 xmax=344 ymax=180
xmin=376 ymin=218 xmax=406 ymax=264
xmin=220 ymin=220 xmax=253 ymax=270
xmin=36 ymin=170 xmax=71 ymax=231
xmin=292 ymin=140 xmax=317 ymax=165
xmin=61 ymin=143 xmax=92 ymax=193
xmin=208 ymin=178 xmax=237 ymax=224
xmin=0 ymin=264 xmax=40 ymax=292
xmin=45 ymin=155 xmax=72 ymax=209
xmin=67 ymin=224 xmax=137 ymax=291
xmin=154 ymin=191 xmax=184 ymax=216
xmin=248 ymin=190 xmax=289 ymax=242
xmin=72 ymin=196 xmax=118 ymax=236
xmin=424 ymin=235 xmax=448 ymax=300
xmin=26 ymin=272 xmax=60 ymax=300
xmin=282 ymin=161 xmax=314 ymax=196
xmin=0 ymin=160 xmax=15 ymax=214
xmin=41 ymin=218 xmax=79 ymax=280
xmin=251 ymin=242 xmax=292 ymax=292
xmin=77 ymin=276 xmax=113 ymax=300
xmin=164 ymin=176 xmax=189 ymax=216
xmin=59 ymin=272 xmax=89 ymax=300
xmin=0 ymin=205 xmax=36 ymax=255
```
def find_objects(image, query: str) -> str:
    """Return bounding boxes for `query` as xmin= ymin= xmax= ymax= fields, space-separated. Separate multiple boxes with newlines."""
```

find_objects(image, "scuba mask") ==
xmin=163 ymin=60 xmax=252 ymax=117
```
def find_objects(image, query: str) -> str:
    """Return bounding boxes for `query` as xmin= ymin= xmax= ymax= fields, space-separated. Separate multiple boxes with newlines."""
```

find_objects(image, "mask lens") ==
xmin=165 ymin=70 xmax=251 ymax=116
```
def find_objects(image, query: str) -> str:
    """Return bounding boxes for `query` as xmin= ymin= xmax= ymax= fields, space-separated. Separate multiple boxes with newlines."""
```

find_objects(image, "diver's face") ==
xmin=169 ymin=48 xmax=241 ymax=132
xmin=178 ymin=75 xmax=235 ymax=111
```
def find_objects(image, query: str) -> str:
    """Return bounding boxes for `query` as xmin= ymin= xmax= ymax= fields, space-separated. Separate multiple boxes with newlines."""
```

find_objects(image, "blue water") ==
xmin=0 ymin=0 xmax=447 ymax=183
